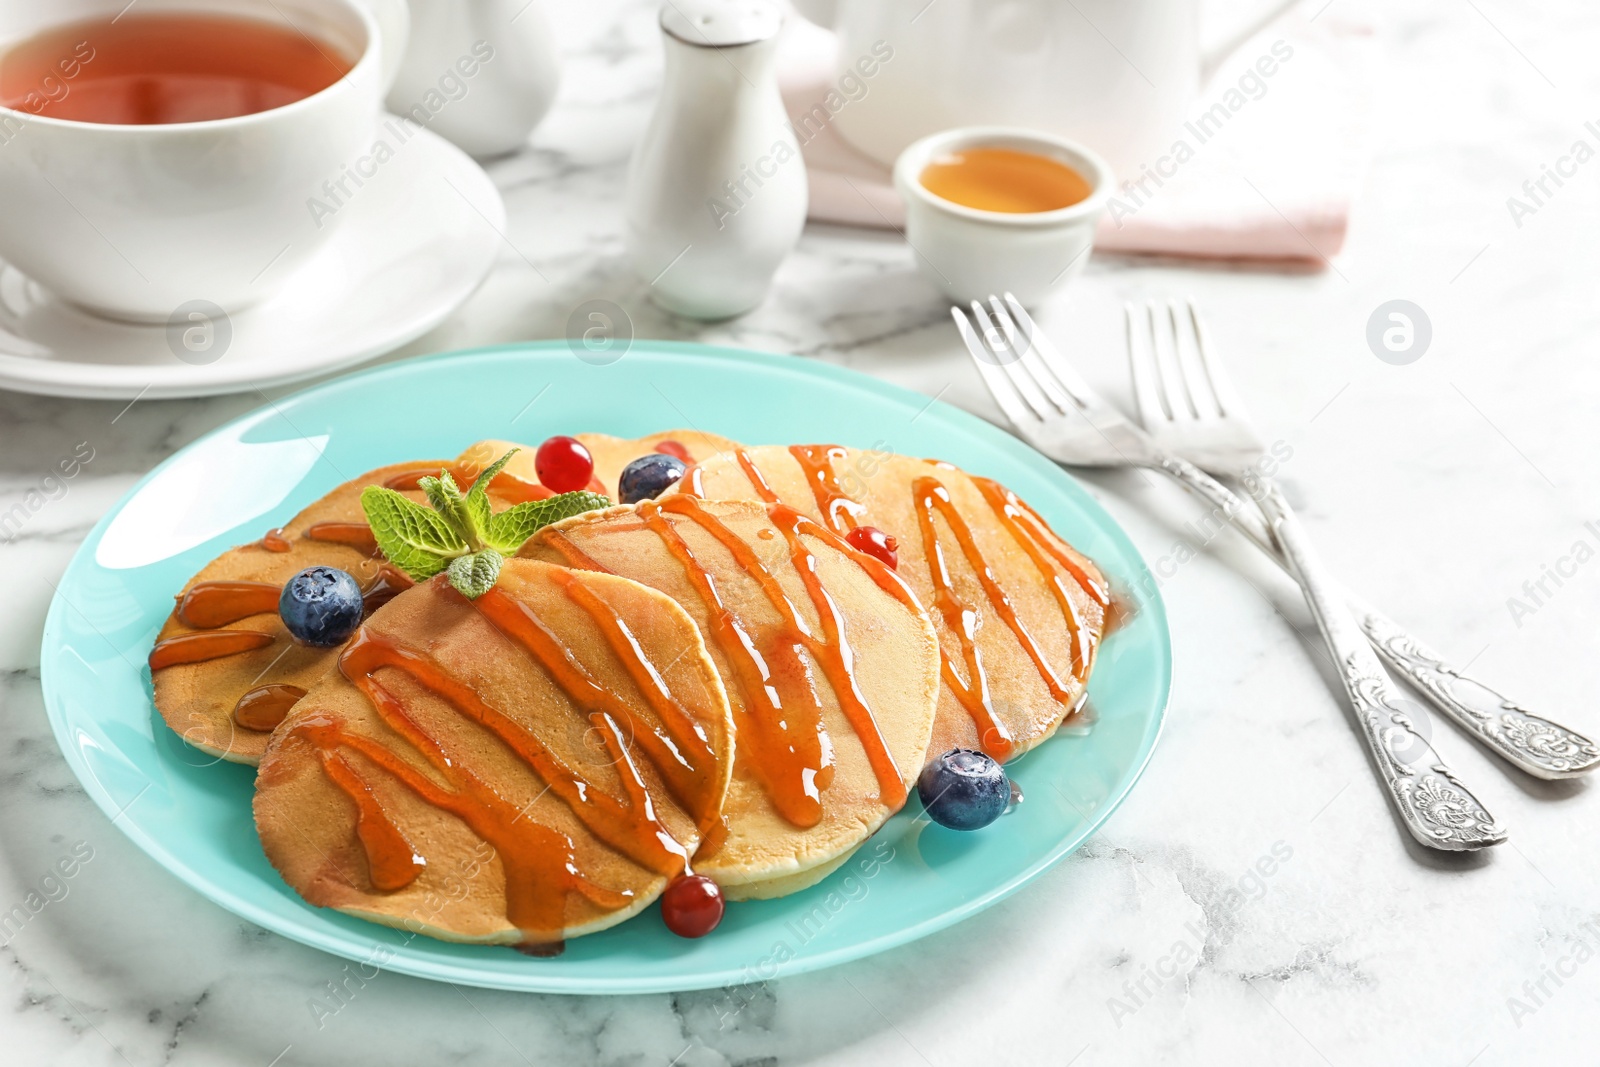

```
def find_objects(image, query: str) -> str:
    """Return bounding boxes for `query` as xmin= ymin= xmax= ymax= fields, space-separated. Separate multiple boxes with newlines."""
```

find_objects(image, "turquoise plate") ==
xmin=39 ymin=341 xmax=1169 ymax=994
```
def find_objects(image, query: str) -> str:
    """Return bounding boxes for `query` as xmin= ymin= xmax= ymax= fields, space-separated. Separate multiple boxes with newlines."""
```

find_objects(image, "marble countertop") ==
xmin=4 ymin=0 xmax=1599 ymax=1063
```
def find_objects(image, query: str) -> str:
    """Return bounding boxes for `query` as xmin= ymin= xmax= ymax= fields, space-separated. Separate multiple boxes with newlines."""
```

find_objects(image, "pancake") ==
xmin=463 ymin=430 xmax=744 ymax=500
xmin=521 ymin=498 xmax=940 ymax=900
xmin=672 ymin=446 xmax=1110 ymax=762
xmin=151 ymin=445 xmax=555 ymax=765
xmin=253 ymin=560 xmax=735 ymax=946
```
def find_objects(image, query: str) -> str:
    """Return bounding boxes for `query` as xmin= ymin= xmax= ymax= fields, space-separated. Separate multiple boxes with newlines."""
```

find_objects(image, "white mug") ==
xmin=790 ymin=0 xmax=1298 ymax=181
xmin=0 ymin=0 xmax=385 ymax=323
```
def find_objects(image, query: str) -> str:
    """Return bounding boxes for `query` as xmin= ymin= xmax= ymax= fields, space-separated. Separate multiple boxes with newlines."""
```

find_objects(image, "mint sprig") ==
xmin=360 ymin=448 xmax=609 ymax=599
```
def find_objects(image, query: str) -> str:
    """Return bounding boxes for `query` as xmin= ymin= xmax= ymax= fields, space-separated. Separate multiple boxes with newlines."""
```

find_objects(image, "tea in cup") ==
xmin=893 ymin=128 xmax=1112 ymax=305
xmin=0 ymin=0 xmax=383 ymax=322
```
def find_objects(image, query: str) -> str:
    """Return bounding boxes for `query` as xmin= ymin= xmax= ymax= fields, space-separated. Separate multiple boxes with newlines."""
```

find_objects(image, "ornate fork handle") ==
xmin=1254 ymin=485 xmax=1506 ymax=850
xmin=1150 ymin=454 xmax=1593 ymax=782
xmin=1354 ymin=609 xmax=1600 ymax=779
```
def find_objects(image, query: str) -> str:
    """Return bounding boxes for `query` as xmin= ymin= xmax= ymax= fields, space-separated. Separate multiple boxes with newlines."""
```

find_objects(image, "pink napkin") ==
xmin=777 ymin=11 xmax=1374 ymax=265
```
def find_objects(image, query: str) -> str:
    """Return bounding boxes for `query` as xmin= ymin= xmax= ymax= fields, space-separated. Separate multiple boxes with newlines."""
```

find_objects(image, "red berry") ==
xmin=846 ymin=526 xmax=898 ymax=569
xmin=661 ymin=874 xmax=724 ymax=938
xmin=534 ymin=435 xmax=594 ymax=493
xmin=654 ymin=439 xmax=692 ymax=462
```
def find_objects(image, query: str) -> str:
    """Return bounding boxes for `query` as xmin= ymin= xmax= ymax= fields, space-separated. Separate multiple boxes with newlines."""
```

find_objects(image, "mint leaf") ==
xmin=419 ymin=472 xmax=478 ymax=549
xmin=466 ymin=448 xmax=518 ymax=497
xmin=447 ymin=549 xmax=502 ymax=599
xmin=360 ymin=486 xmax=468 ymax=580
xmin=358 ymin=451 xmax=598 ymax=597
xmin=484 ymin=491 xmax=610 ymax=553
xmin=464 ymin=449 xmax=517 ymax=543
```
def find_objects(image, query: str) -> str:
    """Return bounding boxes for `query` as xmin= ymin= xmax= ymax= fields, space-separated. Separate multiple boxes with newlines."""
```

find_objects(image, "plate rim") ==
xmin=0 ymin=120 xmax=505 ymax=401
xmin=39 ymin=339 xmax=1170 ymax=994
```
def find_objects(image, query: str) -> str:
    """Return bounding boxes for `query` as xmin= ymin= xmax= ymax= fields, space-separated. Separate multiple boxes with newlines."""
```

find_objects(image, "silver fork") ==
xmin=1128 ymin=299 xmax=1599 ymax=782
xmin=955 ymin=293 xmax=1508 ymax=851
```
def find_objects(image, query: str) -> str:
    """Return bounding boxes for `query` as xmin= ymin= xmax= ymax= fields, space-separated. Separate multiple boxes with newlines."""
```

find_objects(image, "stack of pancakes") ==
xmin=151 ymin=433 xmax=1108 ymax=949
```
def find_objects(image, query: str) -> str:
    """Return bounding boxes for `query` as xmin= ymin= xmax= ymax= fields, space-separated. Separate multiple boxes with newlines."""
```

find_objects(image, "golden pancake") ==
xmin=522 ymin=498 xmax=939 ymax=900
xmin=150 ymin=445 xmax=552 ymax=765
xmin=673 ymin=446 xmax=1109 ymax=762
xmin=463 ymin=430 xmax=743 ymax=500
xmin=253 ymin=560 xmax=734 ymax=946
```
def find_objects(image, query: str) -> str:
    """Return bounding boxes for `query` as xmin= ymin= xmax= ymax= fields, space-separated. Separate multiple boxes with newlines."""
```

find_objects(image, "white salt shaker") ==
xmin=625 ymin=0 xmax=807 ymax=320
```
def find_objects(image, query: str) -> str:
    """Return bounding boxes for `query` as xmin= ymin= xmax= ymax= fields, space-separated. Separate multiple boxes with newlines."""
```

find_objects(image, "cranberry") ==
xmin=534 ymin=435 xmax=595 ymax=493
xmin=654 ymin=439 xmax=692 ymax=463
xmin=661 ymin=874 xmax=724 ymax=938
xmin=845 ymin=526 xmax=898 ymax=569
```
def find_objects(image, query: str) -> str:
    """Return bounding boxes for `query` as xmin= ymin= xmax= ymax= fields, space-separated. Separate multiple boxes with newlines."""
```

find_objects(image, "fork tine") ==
xmin=1124 ymin=302 xmax=1169 ymax=430
xmin=999 ymin=294 xmax=1095 ymax=410
xmin=972 ymin=300 xmax=1056 ymax=421
xmin=953 ymin=307 xmax=1039 ymax=431
xmin=1147 ymin=300 xmax=1195 ymax=421
xmin=1170 ymin=299 xmax=1223 ymax=419
xmin=1185 ymin=299 xmax=1248 ymax=419
xmin=988 ymin=296 xmax=1070 ymax=414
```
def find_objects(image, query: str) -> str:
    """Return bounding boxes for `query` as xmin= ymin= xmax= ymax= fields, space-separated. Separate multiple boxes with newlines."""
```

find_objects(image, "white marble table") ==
xmin=4 ymin=0 xmax=1598 ymax=1063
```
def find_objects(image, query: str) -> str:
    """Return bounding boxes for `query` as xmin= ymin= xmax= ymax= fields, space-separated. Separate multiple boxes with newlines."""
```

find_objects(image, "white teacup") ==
xmin=0 ymin=0 xmax=383 ymax=323
xmin=894 ymin=127 xmax=1113 ymax=306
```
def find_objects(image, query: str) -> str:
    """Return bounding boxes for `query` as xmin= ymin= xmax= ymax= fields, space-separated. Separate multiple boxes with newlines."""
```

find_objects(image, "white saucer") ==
xmin=0 ymin=120 xmax=505 ymax=400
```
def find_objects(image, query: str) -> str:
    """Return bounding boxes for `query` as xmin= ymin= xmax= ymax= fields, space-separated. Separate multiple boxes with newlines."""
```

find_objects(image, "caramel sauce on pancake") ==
xmin=233 ymin=684 xmax=307 ymax=731
xmin=254 ymin=562 xmax=734 ymax=945
xmin=150 ymin=629 xmax=274 ymax=670
xmin=540 ymin=529 xmax=612 ymax=573
xmin=678 ymin=446 xmax=1109 ymax=761
xmin=357 ymin=564 xmax=415 ymax=615
xmin=383 ymin=464 xmax=553 ymax=503
xmin=153 ymin=437 xmax=738 ymax=767
xmin=304 ymin=521 xmax=380 ymax=555
xmin=641 ymin=495 xmax=914 ymax=824
xmin=523 ymin=499 xmax=938 ymax=898
xmin=782 ymin=445 xmax=867 ymax=532
xmin=176 ymin=580 xmax=280 ymax=628
xmin=151 ymin=456 xmax=519 ymax=765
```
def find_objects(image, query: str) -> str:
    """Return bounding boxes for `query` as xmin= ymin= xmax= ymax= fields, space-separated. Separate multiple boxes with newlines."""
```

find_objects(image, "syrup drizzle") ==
xmin=292 ymin=576 xmax=715 ymax=943
xmin=359 ymin=565 xmax=415 ymax=615
xmin=176 ymin=580 xmax=279 ymax=628
xmin=313 ymin=743 xmax=427 ymax=891
xmin=717 ymin=447 xmax=1110 ymax=760
xmin=643 ymin=494 xmax=910 ymax=819
xmin=304 ymin=521 xmax=379 ymax=556
xmin=787 ymin=444 xmax=865 ymax=533
xmin=234 ymin=683 xmax=306 ymax=731
xmin=475 ymin=577 xmax=720 ymax=828
xmin=910 ymin=478 xmax=1013 ymax=758
xmin=971 ymin=476 xmax=1107 ymax=681
xmin=636 ymin=497 xmax=831 ymax=828
xmin=259 ymin=527 xmax=292 ymax=552
xmin=384 ymin=465 xmax=554 ymax=504
xmin=149 ymin=629 xmax=274 ymax=670
xmin=541 ymin=529 xmax=614 ymax=574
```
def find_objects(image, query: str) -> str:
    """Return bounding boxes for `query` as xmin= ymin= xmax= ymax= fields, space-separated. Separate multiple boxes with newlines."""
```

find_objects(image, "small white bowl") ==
xmin=893 ymin=127 xmax=1113 ymax=306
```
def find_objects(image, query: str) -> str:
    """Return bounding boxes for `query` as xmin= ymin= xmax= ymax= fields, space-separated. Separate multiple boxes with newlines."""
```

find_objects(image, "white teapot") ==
xmin=385 ymin=0 xmax=561 ymax=158
xmin=789 ymin=0 xmax=1298 ymax=179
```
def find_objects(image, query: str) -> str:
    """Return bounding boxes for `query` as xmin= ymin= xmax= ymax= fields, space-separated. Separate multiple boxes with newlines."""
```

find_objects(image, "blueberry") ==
xmin=618 ymin=453 xmax=688 ymax=504
xmin=279 ymin=566 xmax=363 ymax=647
xmin=917 ymin=748 xmax=1010 ymax=830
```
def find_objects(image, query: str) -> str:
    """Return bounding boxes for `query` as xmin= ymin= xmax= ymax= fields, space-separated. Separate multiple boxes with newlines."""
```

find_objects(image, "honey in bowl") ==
xmin=0 ymin=13 xmax=353 ymax=125
xmin=918 ymin=147 xmax=1094 ymax=214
